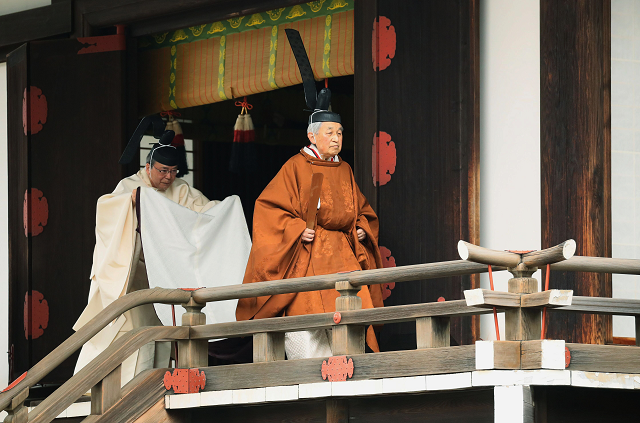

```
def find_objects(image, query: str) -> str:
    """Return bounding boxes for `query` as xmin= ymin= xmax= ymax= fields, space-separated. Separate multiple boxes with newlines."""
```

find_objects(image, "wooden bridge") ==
xmin=2 ymin=240 xmax=640 ymax=423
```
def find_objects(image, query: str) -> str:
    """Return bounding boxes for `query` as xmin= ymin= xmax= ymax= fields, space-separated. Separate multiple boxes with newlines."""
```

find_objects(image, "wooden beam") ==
xmin=78 ymin=0 xmax=308 ymax=36
xmin=555 ymin=296 xmax=640 ymax=316
xmin=566 ymin=343 xmax=640 ymax=374
xmin=201 ymin=346 xmax=476 ymax=391
xmin=0 ymin=2 xmax=71 ymax=49
xmin=463 ymin=289 xmax=521 ymax=308
xmin=520 ymin=290 xmax=573 ymax=308
xmin=550 ymin=256 xmax=640 ymax=275
xmin=192 ymin=260 xmax=504 ymax=303
xmin=521 ymin=240 xmax=576 ymax=267
xmin=520 ymin=340 xmax=566 ymax=370
xmin=457 ymin=241 xmax=521 ymax=268
xmin=190 ymin=300 xmax=494 ymax=340
xmin=475 ymin=341 xmax=520 ymax=370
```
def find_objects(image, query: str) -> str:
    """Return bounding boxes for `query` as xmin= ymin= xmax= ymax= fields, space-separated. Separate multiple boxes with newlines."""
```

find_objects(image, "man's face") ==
xmin=145 ymin=163 xmax=178 ymax=191
xmin=308 ymin=121 xmax=343 ymax=159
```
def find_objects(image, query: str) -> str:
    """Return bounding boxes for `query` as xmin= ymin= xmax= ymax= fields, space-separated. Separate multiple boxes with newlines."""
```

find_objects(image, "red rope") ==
xmin=541 ymin=264 xmax=550 ymax=340
xmin=325 ymin=78 xmax=328 ymax=88
xmin=488 ymin=265 xmax=500 ymax=341
xmin=235 ymin=96 xmax=253 ymax=110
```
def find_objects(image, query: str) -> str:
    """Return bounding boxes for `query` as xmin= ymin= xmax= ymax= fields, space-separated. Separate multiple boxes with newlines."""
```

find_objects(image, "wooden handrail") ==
xmin=554 ymin=296 xmax=640 ymax=316
xmin=28 ymin=325 xmax=188 ymax=423
xmin=190 ymin=300 xmax=494 ymax=340
xmin=3 ymin=249 xmax=640 ymax=415
xmin=550 ymin=256 xmax=640 ymax=274
xmin=192 ymin=260 xmax=500 ymax=303
xmin=0 ymin=288 xmax=190 ymax=412
xmin=457 ymin=240 xmax=576 ymax=268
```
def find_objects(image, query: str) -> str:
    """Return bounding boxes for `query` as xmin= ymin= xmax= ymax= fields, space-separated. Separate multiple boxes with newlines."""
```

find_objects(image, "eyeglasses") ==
xmin=153 ymin=166 xmax=178 ymax=176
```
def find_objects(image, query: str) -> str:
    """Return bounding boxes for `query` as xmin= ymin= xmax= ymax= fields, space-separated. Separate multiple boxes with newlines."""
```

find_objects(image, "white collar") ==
xmin=304 ymin=144 xmax=339 ymax=162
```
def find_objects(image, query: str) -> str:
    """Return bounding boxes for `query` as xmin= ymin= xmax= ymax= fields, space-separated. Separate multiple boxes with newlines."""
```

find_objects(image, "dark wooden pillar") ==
xmin=354 ymin=0 xmax=480 ymax=349
xmin=541 ymin=0 xmax=611 ymax=344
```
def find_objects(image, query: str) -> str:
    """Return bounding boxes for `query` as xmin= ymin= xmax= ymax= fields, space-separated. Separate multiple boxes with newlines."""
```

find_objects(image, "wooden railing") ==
xmin=3 ymin=239 xmax=640 ymax=422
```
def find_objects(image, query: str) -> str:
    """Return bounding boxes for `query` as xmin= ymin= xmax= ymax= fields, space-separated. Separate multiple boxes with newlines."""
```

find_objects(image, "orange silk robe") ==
xmin=236 ymin=149 xmax=385 ymax=351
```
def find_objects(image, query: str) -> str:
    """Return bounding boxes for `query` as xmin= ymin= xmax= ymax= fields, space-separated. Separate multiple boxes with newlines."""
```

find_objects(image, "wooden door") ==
xmin=7 ymin=34 xmax=134 ymax=384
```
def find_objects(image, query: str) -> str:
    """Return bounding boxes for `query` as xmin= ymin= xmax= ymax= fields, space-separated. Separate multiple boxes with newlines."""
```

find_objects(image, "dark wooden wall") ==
xmin=541 ymin=0 xmax=612 ymax=344
xmin=354 ymin=0 xmax=480 ymax=349
xmin=7 ymin=38 xmax=131 ymax=383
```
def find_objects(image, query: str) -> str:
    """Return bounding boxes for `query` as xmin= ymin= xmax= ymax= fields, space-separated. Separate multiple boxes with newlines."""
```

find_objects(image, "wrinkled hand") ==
xmin=131 ymin=188 xmax=137 ymax=206
xmin=357 ymin=227 xmax=366 ymax=242
xmin=301 ymin=228 xmax=315 ymax=242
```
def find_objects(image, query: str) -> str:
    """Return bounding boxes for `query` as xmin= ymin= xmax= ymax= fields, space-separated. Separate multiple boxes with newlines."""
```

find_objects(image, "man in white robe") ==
xmin=74 ymin=120 xmax=249 ymax=385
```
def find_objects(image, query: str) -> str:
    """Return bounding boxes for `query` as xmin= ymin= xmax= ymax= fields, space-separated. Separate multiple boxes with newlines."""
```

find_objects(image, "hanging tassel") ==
xmin=243 ymin=112 xmax=255 ymax=143
xmin=230 ymin=97 xmax=258 ymax=173
xmin=233 ymin=114 xmax=246 ymax=143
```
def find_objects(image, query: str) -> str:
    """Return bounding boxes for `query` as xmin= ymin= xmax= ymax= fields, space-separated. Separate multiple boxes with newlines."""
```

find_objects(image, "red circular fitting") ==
xmin=333 ymin=312 xmax=342 ymax=324
xmin=437 ymin=297 xmax=445 ymax=302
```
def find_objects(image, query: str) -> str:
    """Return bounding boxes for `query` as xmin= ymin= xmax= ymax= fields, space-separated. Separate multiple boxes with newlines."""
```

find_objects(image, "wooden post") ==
xmin=326 ymin=398 xmax=349 ymax=423
xmin=3 ymin=388 xmax=29 ymax=423
xmin=416 ymin=317 xmax=450 ymax=348
xmin=177 ymin=298 xmax=208 ymax=368
xmin=332 ymin=281 xmax=365 ymax=355
xmin=91 ymin=364 xmax=122 ymax=415
xmin=505 ymin=265 xmax=541 ymax=341
xmin=253 ymin=332 xmax=285 ymax=363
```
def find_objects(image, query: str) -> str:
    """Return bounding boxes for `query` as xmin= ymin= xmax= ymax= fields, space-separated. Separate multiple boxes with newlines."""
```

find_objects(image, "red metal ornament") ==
xmin=24 ymin=290 xmax=49 ymax=340
xmin=23 ymin=188 xmax=49 ymax=237
xmin=321 ymin=356 xmax=354 ymax=382
xmin=379 ymin=246 xmax=396 ymax=300
xmin=164 ymin=368 xmax=206 ymax=394
xmin=77 ymin=34 xmax=126 ymax=54
xmin=437 ymin=297 xmax=445 ymax=302
xmin=2 ymin=372 xmax=27 ymax=392
xmin=23 ymin=86 xmax=48 ymax=135
xmin=372 ymin=132 xmax=396 ymax=187
xmin=372 ymin=16 xmax=396 ymax=71
xmin=565 ymin=347 xmax=571 ymax=368
xmin=333 ymin=312 xmax=342 ymax=324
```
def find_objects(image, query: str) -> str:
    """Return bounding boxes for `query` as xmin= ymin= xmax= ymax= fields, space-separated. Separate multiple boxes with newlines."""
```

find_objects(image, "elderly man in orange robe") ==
xmin=237 ymin=29 xmax=384 ymax=359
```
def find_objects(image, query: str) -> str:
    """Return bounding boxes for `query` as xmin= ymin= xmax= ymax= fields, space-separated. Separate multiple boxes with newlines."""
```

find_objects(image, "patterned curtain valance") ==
xmin=138 ymin=1 xmax=354 ymax=115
